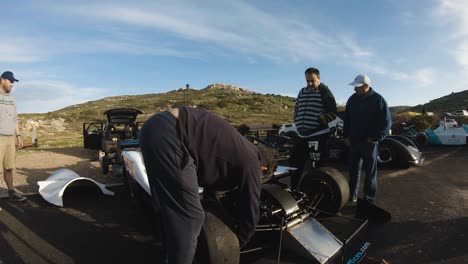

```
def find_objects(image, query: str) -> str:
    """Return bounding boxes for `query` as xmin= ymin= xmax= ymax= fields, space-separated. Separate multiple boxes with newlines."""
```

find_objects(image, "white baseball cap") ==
xmin=348 ymin=74 xmax=371 ymax=87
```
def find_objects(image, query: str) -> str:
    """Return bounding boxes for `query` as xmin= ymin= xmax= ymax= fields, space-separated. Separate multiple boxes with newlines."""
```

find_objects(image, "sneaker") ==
xmin=9 ymin=192 xmax=27 ymax=202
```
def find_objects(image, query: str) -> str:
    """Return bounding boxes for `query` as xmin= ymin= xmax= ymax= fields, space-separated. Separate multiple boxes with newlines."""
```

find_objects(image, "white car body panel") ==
xmin=38 ymin=168 xmax=114 ymax=207
xmin=122 ymin=150 xmax=294 ymax=196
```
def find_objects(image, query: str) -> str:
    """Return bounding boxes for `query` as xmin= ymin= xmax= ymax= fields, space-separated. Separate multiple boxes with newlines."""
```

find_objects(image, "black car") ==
xmin=83 ymin=107 xmax=143 ymax=175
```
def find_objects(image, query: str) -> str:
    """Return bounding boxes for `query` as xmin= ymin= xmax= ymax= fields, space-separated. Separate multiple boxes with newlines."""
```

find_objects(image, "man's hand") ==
xmin=16 ymin=136 xmax=23 ymax=149
xmin=344 ymin=137 xmax=351 ymax=147
xmin=319 ymin=113 xmax=336 ymax=125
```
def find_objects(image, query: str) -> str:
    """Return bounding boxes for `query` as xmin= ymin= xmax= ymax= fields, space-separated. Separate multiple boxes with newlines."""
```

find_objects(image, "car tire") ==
xmin=414 ymin=133 xmax=428 ymax=147
xmin=298 ymin=166 xmax=349 ymax=214
xmin=194 ymin=201 xmax=240 ymax=264
xmin=378 ymin=141 xmax=411 ymax=168
xmin=377 ymin=142 xmax=394 ymax=166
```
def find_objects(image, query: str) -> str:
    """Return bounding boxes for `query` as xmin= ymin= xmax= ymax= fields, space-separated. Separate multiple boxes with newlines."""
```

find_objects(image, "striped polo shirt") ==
xmin=0 ymin=93 xmax=17 ymax=136
xmin=294 ymin=87 xmax=324 ymax=134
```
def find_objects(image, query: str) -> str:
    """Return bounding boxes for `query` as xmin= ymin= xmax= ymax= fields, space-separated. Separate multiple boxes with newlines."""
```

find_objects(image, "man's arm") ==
xmin=293 ymin=91 xmax=300 ymax=121
xmin=372 ymin=97 xmax=392 ymax=142
xmin=319 ymin=85 xmax=337 ymax=125
xmin=15 ymin=123 xmax=23 ymax=148
xmin=343 ymin=99 xmax=351 ymax=139
xmin=235 ymin=166 xmax=261 ymax=247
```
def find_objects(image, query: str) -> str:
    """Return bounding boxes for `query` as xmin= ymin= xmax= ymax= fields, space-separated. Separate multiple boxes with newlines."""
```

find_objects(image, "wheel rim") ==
xmin=378 ymin=147 xmax=392 ymax=163
xmin=303 ymin=178 xmax=336 ymax=211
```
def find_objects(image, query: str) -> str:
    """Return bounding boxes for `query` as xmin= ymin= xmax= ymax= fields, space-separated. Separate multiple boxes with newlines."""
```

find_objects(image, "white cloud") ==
xmin=436 ymin=0 xmax=468 ymax=72
xmin=56 ymin=1 xmax=371 ymax=63
xmin=454 ymin=41 xmax=468 ymax=68
xmin=414 ymin=68 xmax=434 ymax=86
xmin=12 ymin=80 xmax=112 ymax=113
xmin=0 ymin=39 xmax=45 ymax=63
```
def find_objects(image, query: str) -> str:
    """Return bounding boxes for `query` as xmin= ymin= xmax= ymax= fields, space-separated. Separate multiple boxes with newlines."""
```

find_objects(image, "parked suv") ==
xmin=83 ymin=108 xmax=143 ymax=175
xmin=454 ymin=110 xmax=468 ymax=116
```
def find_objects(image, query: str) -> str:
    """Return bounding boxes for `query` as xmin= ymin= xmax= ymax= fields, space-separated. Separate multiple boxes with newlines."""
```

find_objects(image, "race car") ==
xmin=414 ymin=117 xmax=468 ymax=146
xmin=121 ymin=127 xmax=369 ymax=263
xmin=276 ymin=118 xmax=424 ymax=168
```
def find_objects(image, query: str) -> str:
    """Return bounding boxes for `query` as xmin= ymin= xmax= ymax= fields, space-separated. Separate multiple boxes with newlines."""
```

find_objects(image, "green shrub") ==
xmin=407 ymin=115 xmax=437 ymax=131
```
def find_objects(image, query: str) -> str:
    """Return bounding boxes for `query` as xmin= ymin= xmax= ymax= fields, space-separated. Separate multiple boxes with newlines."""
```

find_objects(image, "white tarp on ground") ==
xmin=38 ymin=168 xmax=114 ymax=207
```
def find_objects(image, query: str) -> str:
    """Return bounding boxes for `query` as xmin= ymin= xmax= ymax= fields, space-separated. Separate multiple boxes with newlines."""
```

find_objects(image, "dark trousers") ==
xmin=140 ymin=111 xmax=204 ymax=264
xmin=348 ymin=141 xmax=378 ymax=203
xmin=289 ymin=134 xmax=329 ymax=189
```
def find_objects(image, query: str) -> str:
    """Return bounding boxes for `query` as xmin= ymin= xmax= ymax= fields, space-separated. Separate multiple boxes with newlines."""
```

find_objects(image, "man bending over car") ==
xmin=139 ymin=106 xmax=273 ymax=264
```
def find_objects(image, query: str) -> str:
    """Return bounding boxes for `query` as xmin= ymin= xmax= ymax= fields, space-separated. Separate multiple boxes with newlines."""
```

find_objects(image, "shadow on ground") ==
xmin=0 ymin=185 xmax=163 ymax=264
xmin=367 ymin=217 xmax=468 ymax=263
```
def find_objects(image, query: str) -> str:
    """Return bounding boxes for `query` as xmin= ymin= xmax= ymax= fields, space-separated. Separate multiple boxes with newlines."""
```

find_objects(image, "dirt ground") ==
xmin=1 ymin=145 xmax=467 ymax=263
xmin=0 ymin=147 xmax=122 ymax=197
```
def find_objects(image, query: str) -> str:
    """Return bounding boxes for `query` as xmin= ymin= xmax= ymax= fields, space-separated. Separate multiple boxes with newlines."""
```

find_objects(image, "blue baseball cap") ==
xmin=1 ymin=71 xmax=19 ymax=83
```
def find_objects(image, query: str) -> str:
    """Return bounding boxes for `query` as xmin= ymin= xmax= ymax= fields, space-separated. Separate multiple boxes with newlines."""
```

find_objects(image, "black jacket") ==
xmin=178 ymin=106 xmax=262 ymax=247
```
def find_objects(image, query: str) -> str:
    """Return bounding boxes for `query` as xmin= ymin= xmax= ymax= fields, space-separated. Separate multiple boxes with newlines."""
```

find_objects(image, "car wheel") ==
xmin=101 ymin=155 xmax=109 ymax=175
xmin=194 ymin=201 xmax=240 ymax=264
xmin=298 ymin=166 xmax=349 ymax=214
xmin=414 ymin=133 xmax=428 ymax=147
xmin=377 ymin=143 xmax=393 ymax=165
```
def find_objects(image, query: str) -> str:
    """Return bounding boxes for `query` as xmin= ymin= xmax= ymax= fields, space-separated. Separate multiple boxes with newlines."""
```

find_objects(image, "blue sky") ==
xmin=2 ymin=0 xmax=468 ymax=113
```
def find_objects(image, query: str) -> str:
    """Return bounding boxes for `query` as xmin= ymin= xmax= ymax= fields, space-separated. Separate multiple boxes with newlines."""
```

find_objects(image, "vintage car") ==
xmin=414 ymin=117 xmax=468 ymax=146
xmin=83 ymin=108 xmax=142 ymax=175
xmin=121 ymin=126 xmax=372 ymax=263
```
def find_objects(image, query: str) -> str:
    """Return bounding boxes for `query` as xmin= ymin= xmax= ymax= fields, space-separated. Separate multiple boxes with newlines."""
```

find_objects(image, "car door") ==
xmin=83 ymin=123 xmax=104 ymax=149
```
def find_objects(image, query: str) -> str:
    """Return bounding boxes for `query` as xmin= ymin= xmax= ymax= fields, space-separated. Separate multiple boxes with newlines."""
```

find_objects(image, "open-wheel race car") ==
xmin=83 ymin=108 xmax=142 ymax=175
xmin=121 ymin=126 xmax=370 ymax=263
xmin=414 ymin=116 xmax=468 ymax=146
xmin=274 ymin=118 xmax=424 ymax=168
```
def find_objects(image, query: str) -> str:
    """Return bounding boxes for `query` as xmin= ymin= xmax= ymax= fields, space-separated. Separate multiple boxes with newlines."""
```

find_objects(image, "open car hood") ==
xmin=104 ymin=108 xmax=142 ymax=124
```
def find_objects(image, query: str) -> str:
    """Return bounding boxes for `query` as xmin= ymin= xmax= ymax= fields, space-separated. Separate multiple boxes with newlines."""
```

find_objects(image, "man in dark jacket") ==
xmin=139 ymin=106 xmax=266 ymax=264
xmin=343 ymin=74 xmax=391 ymax=204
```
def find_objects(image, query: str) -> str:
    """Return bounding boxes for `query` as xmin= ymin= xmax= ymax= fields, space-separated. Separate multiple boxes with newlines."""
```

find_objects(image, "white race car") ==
xmin=415 ymin=118 xmax=468 ymax=146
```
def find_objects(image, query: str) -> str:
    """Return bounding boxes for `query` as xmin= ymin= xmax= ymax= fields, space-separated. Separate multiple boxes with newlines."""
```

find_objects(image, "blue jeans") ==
xmin=348 ymin=141 xmax=378 ymax=203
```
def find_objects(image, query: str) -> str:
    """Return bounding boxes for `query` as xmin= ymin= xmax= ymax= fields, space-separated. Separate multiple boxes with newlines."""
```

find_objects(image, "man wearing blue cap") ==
xmin=0 ymin=71 xmax=27 ymax=203
xmin=343 ymin=74 xmax=391 ymax=205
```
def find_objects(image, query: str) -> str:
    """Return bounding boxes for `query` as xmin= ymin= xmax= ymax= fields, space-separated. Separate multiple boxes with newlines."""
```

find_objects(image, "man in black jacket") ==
xmin=139 ymin=106 xmax=269 ymax=264
xmin=343 ymin=74 xmax=391 ymax=204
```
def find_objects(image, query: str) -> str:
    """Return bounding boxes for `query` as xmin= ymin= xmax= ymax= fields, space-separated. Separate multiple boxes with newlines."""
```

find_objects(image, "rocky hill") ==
xmin=18 ymin=84 xmax=295 ymax=147
xmin=411 ymin=90 xmax=468 ymax=113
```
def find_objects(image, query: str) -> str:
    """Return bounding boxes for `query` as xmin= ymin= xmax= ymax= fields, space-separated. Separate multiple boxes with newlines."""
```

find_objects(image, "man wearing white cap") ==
xmin=343 ymin=74 xmax=391 ymax=204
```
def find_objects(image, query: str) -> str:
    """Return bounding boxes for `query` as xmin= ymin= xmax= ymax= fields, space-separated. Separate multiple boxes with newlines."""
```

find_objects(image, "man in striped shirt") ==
xmin=290 ymin=68 xmax=337 ymax=185
xmin=294 ymin=67 xmax=337 ymax=135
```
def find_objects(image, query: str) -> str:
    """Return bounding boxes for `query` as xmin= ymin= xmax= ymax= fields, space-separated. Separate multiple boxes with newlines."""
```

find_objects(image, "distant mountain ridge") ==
xmin=16 ymin=85 xmax=468 ymax=147
xmin=22 ymin=86 xmax=468 ymax=125
xmin=19 ymin=83 xmax=296 ymax=134
xmin=411 ymin=90 xmax=468 ymax=113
